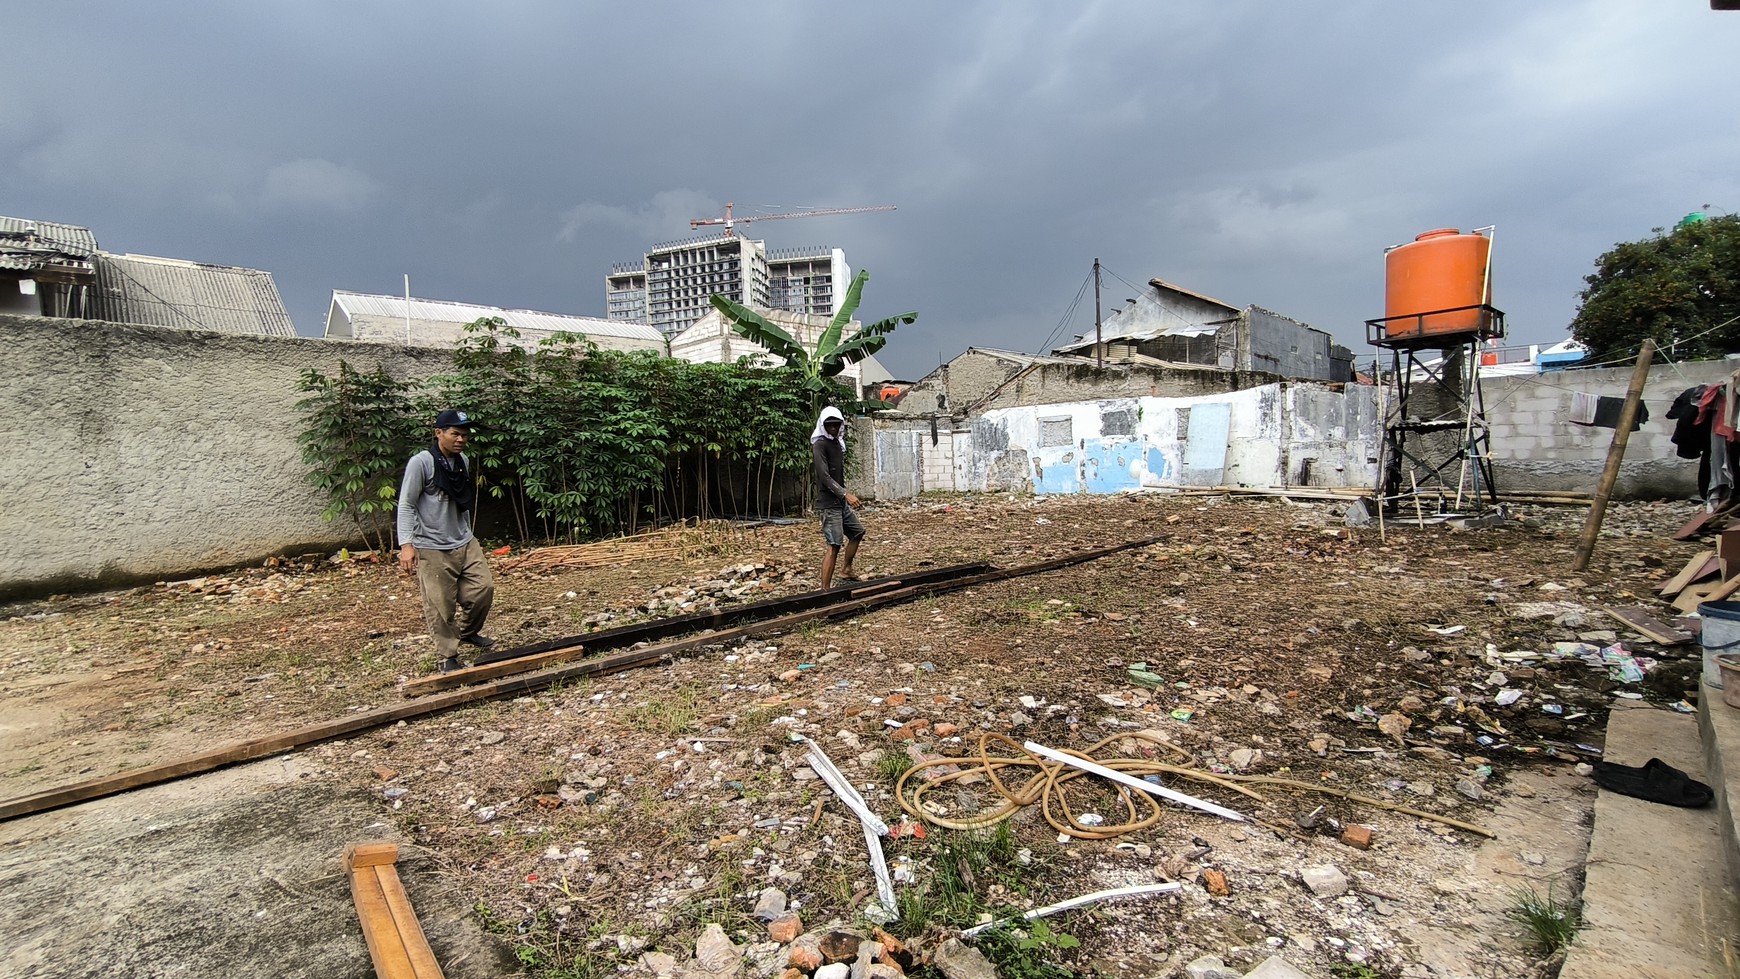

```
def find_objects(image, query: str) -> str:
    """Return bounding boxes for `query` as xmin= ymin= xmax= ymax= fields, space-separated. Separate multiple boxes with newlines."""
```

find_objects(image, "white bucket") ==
xmin=1699 ymin=600 xmax=1740 ymax=689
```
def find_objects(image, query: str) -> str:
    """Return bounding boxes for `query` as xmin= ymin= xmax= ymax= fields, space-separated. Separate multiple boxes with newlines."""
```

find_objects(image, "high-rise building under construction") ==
xmin=606 ymin=236 xmax=850 ymax=337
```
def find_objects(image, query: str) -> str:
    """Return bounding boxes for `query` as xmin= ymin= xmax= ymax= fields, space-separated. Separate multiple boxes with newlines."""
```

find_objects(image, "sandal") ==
xmin=1591 ymin=757 xmax=1713 ymax=807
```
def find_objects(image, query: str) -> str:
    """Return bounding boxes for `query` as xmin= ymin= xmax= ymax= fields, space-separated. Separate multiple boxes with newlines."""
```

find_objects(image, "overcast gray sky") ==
xmin=5 ymin=2 xmax=1736 ymax=379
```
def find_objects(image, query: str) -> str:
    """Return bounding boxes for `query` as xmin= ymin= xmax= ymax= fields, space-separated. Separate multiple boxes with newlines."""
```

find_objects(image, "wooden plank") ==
xmin=401 ymin=645 xmax=586 ymax=698
xmin=1673 ymin=511 xmax=1719 ymax=541
xmin=374 ymin=864 xmax=446 ymax=979
xmin=0 ymin=537 xmax=1160 ymax=823
xmin=1703 ymin=575 xmax=1740 ymax=607
xmin=1673 ymin=580 xmax=1724 ymax=615
xmin=344 ymin=842 xmax=400 ymax=870
xmin=1604 ymin=606 xmax=1694 ymax=646
xmin=1658 ymin=549 xmax=1717 ymax=597
xmin=350 ymin=860 xmax=418 ymax=979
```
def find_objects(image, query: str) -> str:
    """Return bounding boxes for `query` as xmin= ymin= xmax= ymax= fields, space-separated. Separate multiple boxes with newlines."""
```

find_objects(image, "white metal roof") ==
xmin=330 ymin=290 xmax=663 ymax=342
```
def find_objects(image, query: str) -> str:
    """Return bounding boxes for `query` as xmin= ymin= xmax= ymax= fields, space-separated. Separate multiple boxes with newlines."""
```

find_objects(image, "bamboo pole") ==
xmin=1572 ymin=340 xmax=1655 ymax=572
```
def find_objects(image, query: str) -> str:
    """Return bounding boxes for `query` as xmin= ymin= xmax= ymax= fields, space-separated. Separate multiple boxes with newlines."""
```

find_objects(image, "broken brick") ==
xmin=768 ymin=913 xmax=803 ymax=943
xmin=1340 ymin=825 xmax=1374 ymax=849
xmin=1202 ymin=869 xmax=1230 ymax=896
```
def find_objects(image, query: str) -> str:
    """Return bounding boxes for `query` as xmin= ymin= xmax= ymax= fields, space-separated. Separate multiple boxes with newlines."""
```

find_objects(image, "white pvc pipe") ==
xmin=1022 ymin=740 xmax=1247 ymax=822
xmin=960 ymin=882 xmax=1183 ymax=938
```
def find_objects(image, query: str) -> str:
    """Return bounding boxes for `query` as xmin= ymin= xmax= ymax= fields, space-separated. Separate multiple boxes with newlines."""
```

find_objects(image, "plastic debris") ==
xmin=1127 ymin=662 xmax=1167 ymax=688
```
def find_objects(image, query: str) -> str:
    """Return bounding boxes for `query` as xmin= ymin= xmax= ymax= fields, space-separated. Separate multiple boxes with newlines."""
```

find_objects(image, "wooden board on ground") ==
xmin=345 ymin=841 xmax=445 ymax=979
xmin=1659 ymin=549 xmax=1717 ymax=597
xmin=401 ymin=645 xmax=585 ymax=698
xmin=1605 ymin=606 xmax=1695 ymax=646
xmin=1673 ymin=580 xmax=1725 ymax=615
xmin=1673 ymin=511 xmax=1721 ymax=541
xmin=1702 ymin=574 xmax=1740 ymax=607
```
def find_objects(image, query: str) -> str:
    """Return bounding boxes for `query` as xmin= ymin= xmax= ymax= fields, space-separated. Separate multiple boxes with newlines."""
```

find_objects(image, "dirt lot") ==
xmin=0 ymin=492 xmax=1705 ymax=978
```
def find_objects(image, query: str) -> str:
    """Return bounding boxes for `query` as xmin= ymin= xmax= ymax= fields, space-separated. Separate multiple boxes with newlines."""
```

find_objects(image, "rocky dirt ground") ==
xmin=0 ymin=492 xmax=1708 ymax=978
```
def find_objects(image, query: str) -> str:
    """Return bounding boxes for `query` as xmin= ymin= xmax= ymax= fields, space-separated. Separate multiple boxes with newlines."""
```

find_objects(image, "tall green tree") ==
xmin=1570 ymin=213 xmax=1740 ymax=361
xmin=708 ymin=269 xmax=917 ymax=399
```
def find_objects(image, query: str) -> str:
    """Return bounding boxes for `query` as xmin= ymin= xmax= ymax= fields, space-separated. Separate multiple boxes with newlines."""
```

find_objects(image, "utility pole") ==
xmin=1093 ymin=258 xmax=1103 ymax=369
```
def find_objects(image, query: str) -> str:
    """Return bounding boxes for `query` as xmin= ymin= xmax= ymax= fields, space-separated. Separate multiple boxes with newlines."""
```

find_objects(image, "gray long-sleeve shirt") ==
xmin=396 ymin=450 xmax=475 ymax=550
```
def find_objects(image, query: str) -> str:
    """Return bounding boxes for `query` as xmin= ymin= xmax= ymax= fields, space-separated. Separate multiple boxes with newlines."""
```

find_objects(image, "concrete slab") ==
xmin=1561 ymin=704 xmax=1738 ymax=979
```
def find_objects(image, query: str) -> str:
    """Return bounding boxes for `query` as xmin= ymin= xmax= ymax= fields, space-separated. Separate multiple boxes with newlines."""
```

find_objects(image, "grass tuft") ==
xmin=1506 ymin=884 xmax=1579 ymax=954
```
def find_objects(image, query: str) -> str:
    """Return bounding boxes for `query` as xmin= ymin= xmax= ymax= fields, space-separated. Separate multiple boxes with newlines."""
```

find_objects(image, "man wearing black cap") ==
xmin=397 ymin=409 xmax=495 ymax=673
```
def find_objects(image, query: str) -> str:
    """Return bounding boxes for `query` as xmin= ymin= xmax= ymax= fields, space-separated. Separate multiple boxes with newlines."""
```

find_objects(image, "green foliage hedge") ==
xmin=297 ymin=318 xmax=842 ymax=547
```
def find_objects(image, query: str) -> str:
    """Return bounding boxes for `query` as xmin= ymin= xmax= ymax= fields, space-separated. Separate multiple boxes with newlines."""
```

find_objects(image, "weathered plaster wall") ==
xmin=868 ymin=382 xmax=1379 ymax=498
xmin=1483 ymin=358 xmax=1731 ymax=498
xmin=4 ymin=313 xmax=452 ymax=598
xmin=973 ymin=362 xmax=1284 ymax=413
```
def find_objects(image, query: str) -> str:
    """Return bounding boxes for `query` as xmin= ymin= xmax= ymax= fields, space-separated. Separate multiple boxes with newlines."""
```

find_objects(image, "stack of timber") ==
xmin=1606 ymin=529 xmax=1740 ymax=645
xmin=345 ymin=842 xmax=445 ymax=979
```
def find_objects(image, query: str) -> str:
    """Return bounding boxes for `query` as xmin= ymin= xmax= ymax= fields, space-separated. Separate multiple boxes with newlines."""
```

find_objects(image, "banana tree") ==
xmin=708 ymin=269 xmax=916 ymax=398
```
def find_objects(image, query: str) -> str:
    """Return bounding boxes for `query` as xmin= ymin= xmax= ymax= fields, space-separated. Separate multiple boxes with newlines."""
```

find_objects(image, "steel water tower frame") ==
xmin=1365 ymin=227 xmax=1506 ymax=513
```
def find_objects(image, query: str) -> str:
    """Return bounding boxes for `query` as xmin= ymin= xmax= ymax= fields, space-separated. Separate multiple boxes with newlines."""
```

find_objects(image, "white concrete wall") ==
xmin=867 ymin=382 xmax=1380 ymax=498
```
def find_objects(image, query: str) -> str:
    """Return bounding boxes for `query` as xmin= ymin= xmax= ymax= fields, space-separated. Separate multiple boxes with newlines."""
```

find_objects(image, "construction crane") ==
xmin=690 ymin=202 xmax=896 ymax=237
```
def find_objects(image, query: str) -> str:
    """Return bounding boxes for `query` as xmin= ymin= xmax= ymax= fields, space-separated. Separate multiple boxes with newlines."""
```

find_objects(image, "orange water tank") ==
xmin=1384 ymin=229 xmax=1493 ymax=338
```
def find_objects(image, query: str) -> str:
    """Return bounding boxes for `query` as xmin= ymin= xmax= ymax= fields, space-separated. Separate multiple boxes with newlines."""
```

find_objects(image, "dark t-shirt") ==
xmin=812 ymin=437 xmax=848 ymax=509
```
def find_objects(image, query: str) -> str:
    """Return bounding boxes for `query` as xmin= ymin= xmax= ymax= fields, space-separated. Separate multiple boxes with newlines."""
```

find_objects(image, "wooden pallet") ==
xmin=344 ymin=842 xmax=445 ymax=979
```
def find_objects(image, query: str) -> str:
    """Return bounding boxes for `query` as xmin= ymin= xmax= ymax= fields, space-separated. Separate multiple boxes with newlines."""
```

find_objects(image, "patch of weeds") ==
xmin=668 ymin=855 xmax=752 ymax=944
xmin=731 ymin=704 xmax=780 ymax=733
xmin=1506 ymin=884 xmax=1579 ymax=954
xmin=873 ymin=749 xmax=913 ymax=783
xmin=623 ymin=684 xmax=702 ymax=737
xmin=887 ymin=824 xmax=1025 ymax=939
xmin=973 ymin=919 xmax=1083 ymax=979
xmin=1329 ymin=964 xmax=1384 ymax=979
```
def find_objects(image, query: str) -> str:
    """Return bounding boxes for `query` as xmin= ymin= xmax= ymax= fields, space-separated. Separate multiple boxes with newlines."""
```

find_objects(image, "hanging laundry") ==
xmin=1567 ymin=392 xmax=1648 ymax=430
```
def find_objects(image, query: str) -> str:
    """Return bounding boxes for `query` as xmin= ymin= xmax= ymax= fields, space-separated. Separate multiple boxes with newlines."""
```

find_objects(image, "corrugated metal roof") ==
xmin=0 ymin=215 xmax=98 ymax=256
xmin=1148 ymin=277 xmax=1237 ymax=311
xmin=89 ymin=253 xmax=296 ymax=336
xmin=331 ymin=290 xmax=664 ymax=342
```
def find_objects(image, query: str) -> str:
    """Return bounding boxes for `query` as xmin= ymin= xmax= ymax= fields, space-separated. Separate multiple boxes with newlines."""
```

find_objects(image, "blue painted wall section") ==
xmin=1033 ymin=451 xmax=1079 ymax=494
xmin=1083 ymin=437 xmax=1141 ymax=493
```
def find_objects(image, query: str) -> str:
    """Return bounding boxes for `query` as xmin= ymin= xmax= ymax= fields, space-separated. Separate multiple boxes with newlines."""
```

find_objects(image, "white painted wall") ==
xmin=868 ymin=382 xmax=1379 ymax=498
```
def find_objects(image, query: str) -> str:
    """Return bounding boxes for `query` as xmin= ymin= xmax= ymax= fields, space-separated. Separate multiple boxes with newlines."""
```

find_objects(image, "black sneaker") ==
xmin=460 ymin=633 xmax=496 ymax=649
xmin=439 ymin=657 xmax=462 ymax=674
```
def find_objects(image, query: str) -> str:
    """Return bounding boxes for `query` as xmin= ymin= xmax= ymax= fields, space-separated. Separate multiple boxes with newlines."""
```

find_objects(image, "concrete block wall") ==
xmin=1483 ymin=358 xmax=1732 ymax=498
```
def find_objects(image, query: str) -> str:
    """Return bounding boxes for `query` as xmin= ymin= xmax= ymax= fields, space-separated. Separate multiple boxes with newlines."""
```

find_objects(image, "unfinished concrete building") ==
xmin=607 ymin=239 xmax=852 ymax=337
xmin=1052 ymin=278 xmax=1356 ymax=382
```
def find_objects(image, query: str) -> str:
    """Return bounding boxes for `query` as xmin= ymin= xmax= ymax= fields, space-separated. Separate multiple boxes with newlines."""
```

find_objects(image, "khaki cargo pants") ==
xmin=414 ymin=538 xmax=494 ymax=662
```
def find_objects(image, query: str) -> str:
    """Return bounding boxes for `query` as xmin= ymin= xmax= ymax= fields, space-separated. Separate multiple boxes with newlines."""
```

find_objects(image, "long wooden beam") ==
xmin=472 ymin=561 xmax=992 ymax=667
xmin=0 ymin=539 xmax=1158 ymax=822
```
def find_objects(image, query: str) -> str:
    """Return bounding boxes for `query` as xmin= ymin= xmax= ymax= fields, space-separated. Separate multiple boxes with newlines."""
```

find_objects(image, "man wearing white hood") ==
xmin=811 ymin=405 xmax=865 ymax=589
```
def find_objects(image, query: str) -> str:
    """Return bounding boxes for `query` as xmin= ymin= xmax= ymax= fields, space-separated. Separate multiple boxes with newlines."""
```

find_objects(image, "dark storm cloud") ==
xmin=2 ymin=1 xmax=1736 ymax=378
